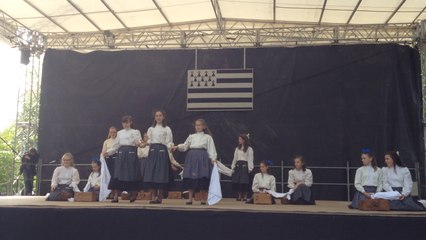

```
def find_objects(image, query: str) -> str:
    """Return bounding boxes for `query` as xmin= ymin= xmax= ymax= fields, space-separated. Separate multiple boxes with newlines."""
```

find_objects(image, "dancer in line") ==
xmin=231 ymin=134 xmax=254 ymax=201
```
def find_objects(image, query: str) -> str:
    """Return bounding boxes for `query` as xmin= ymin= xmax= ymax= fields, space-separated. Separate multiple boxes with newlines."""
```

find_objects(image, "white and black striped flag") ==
xmin=187 ymin=69 xmax=254 ymax=111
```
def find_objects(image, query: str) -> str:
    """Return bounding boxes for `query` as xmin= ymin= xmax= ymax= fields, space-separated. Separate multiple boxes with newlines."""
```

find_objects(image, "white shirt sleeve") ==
xmin=165 ymin=127 xmax=174 ymax=148
xmin=376 ymin=168 xmax=383 ymax=192
xmin=83 ymin=173 xmax=92 ymax=192
xmin=206 ymin=135 xmax=217 ymax=161
xmin=107 ymin=137 xmax=120 ymax=156
xmin=231 ymin=148 xmax=238 ymax=170
xmin=147 ymin=127 xmax=153 ymax=145
xmin=401 ymin=167 xmax=413 ymax=197
xmin=71 ymin=168 xmax=80 ymax=187
xmin=51 ymin=167 xmax=60 ymax=188
xmin=382 ymin=168 xmax=392 ymax=192
xmin=177 ymin=135 xmax=192 ymax=152
xmin=354 ymin=168 xmax=365 ymax=193
xmin=252 ymin=174 xmax=260 ymax=192
xmin=134 ymin=129 xmax=142 ymax=146
xmin=287 ymin=170 xmax=295 ymax=189
xmin=101 ymin=140 xmax=108 ymax=155
xmin=304 ymin=169 xmax=313 ymax=187
xmin=270 ymin=176 xmax=276 ymax=192
xmin=247 ymin=147 xmax=254 ymax=172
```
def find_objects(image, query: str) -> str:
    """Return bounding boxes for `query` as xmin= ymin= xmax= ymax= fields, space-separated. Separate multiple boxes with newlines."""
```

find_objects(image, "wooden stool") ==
xmin=74 ymin=192 xmax=97 ymax=202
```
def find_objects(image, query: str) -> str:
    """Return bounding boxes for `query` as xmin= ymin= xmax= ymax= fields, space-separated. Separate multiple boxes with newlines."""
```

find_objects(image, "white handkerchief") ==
xmin=208 ymin=163 xmax=222 ymax=205
xmin=98 ymin=155 xmax=112 ymax=202
xmin=371 ymin=191 xmax=401 ymax=200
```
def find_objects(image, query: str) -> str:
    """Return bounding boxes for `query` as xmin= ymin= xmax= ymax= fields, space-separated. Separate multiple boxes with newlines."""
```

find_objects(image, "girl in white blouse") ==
xmin=142 ymin=110 xmax=175 ymax=204
xmin=47 ymin=152 xmax=80 ymax=201
xmin=83 ymin=159 xmax=101 ymax=200
xmin=382 ymin=151 xmax=425 ymax=211
xmin=287 ymin=156 xmax=315 ymax=205
xmin=349 ymin=150 xmax=381 ymax=209
xmin=252 ymin=160 xmax=276 ymax=193
xmin=173 ymin=119 xmax=217 ymax=205
xmin=101 ymin=126 xmax=118 ymax=194
xmin=106 ymin=115 xmax=143 ymax=203
xmin=231 ymin=134 xmax=254 ymax=201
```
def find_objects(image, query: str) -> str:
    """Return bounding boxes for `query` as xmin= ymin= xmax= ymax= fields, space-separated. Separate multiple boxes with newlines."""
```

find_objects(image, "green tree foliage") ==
xmin=0 ymin=125 xmax=17 ymax=195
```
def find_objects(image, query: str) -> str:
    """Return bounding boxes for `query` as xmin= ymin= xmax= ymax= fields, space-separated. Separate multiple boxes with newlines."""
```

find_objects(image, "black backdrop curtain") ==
xmin=39 ymin=44 xmax=424 ymax=200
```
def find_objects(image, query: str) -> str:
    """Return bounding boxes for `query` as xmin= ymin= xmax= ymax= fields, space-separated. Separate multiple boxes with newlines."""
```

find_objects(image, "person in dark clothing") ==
xmin=20 ymin=148 xmax=39 ymax=195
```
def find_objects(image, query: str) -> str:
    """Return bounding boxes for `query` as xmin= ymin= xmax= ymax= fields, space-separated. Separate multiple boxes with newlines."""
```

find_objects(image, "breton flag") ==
xmin=187 ymin=69 xmax=254 ymax=111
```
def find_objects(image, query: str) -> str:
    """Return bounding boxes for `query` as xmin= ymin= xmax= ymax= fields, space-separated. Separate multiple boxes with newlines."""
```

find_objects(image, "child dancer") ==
xmin=138 ymin=132 xmax=150 ymax=180
xmin=173 ymin=119 xmax=217 ymax=205
xmin=252 ymin=160 xmax=276 ymax=193
xmin=287 ymin=156 xmax=315 ymax=205
xmin=101 ymin=126 xmax=118 ymax=195
xmin=349 ymin=149 xmax=382 ymax=209
xmin=106 ymin=115 xmax=143 ymax=203
xmin=142 ymin=110 xmax=174 ymax=204
xmin=231 ymin=134 xmax=254 ymax=201
xmin=47 ymin=152 xmax=80 ymax=201
xmin=83 ymin=159 xmax=101 ymax=200
xmin=382 ymin=151 xmax=425 ymax=211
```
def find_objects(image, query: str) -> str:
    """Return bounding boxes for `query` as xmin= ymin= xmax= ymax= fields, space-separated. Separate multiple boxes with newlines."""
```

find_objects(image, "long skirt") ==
xmin=46 ymin=184 xmax=74 ymax=201
xmin=182 ymin=149 xmax=212 ymax=191
xmin=348 ymin=186 xmax=377 ymax=209
xmin=290 ymin=184 xmax=315 ymax=205
xmin=106 ymin=153 xmax=119 ymax=190
xmin=389 ymin=187 xmax=425 ymax=211
xmin=142 ymin=144 xmax=172 ymax=190
xmin=112 ymin=146 xmax=140 ymax=191
xmin=232 ymin=160 xmax=250 ymax=192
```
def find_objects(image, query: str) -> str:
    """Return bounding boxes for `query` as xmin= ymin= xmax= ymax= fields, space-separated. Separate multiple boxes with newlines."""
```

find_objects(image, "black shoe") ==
xmin=201 ymin=202 xmax=206 ymax=205
xmin=111 ymin=199 xmax=119 ymax=203
xmin=186 ymin=201 xmax=193 ymax=205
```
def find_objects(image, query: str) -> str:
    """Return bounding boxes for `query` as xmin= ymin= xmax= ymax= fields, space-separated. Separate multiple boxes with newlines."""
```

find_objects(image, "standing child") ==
xmin=106 ymin=115 xmax=143 ymax=203
xmin=173 ymin=119 xmax=217 ymax=205
xmin=138 ymin=132 xmax=150 ymax=181
xmin=287 ymin=156 xmax=315 ymax=205
xmin=349 ymin=149 xmax=382 ymax=209
xmin=101 ymin=126 xmax=118 ymax=194
xmin=47 ymin=152 xmax=80 ymax=201
xmin=231 ymin=134 xmax=254 ymax=201
xmin=142 ymin=110 xmax=174 ymax=204
xmin=382 ymin=151 xmax=425 ymax=211
xmin=83 ymin=159 xmax=101 ymax=200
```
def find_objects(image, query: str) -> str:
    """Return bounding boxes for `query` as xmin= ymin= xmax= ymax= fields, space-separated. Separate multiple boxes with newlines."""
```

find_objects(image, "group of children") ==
xmin=46 ymin=110 xmax=424 ymax=211
xmin=349 ymin=149 xmax=425 ymax=211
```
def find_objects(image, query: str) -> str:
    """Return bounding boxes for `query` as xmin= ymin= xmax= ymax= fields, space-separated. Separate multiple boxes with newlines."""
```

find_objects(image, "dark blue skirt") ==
xmin=106 ymin=153 xmax=119 ymax=190
xmin=111 ymin=146 xmax=140 ymax=191
xmin=389 ymin=187 xmax=425 ymax=211
xmin=349 ymin=186 xmax=377 ymax=209
xmin=182 ymin=149 xmax=212 ymax=191
xmin=290 ymin=184 xmax=315 ymax=205
xmin=142 ymin=143 xmax=173 ymax=190
xmin=232 ymin=160 xmax=250 ymax=192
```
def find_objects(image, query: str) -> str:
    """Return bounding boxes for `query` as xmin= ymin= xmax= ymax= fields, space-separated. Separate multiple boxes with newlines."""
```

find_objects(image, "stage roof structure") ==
xmin=1 ymin=0 xmax=426 ymax=50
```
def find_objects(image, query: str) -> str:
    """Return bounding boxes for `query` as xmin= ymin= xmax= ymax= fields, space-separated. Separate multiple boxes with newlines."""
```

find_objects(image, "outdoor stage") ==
xmin=0 ymin=197 xmax=425 ymax=240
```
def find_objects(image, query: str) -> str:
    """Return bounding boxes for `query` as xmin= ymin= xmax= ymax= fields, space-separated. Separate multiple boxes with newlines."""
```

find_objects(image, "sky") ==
xmin=0 ymin=41 xmax=23 ymax=131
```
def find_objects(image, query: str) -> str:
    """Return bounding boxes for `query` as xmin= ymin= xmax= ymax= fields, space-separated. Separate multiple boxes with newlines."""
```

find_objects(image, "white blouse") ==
xmin=354 ymin=165 xmax=382 ymax=193
xmin=147 ymin=124 xmax=173 ymax=148
xmin=51 ymin=166 xmax=80 ymax=188
xmin=107 ymin=128 xmax=142 ymax=155
xmin=288 ymin=169 xmax=313 ymax=189
xmin=177 ymin=132 xmax=217 ymax=160
xmin=101 ymin=138 xmax=118 ymax=155
xmin=231 ymin=147 xmax=254 ymax=172
xmin=252 ymin=173 xmax=276 ymax=192
xmin=85 ymin=172 xmax=100 ymax=189
xmin=137 ymin=145 xmax=150 ymax=159
xmin=382 ymin=166 xmax=413 ymax=197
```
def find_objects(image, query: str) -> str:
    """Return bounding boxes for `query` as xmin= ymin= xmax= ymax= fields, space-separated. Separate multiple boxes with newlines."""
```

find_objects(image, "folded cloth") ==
xmin=371 ymin=191 xmax=401 ymax=200
xmin=266 ymin=189 xmax=294 ymax=199
xmin=208 ymin=163 xmax=222 ymax=205
xmin=216 ymin=161 xmax=233 ymax=177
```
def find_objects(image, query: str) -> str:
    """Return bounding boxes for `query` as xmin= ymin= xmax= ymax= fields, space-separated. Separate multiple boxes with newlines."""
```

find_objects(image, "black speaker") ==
xmin=20 ymin=48 xmax=31 ymax=65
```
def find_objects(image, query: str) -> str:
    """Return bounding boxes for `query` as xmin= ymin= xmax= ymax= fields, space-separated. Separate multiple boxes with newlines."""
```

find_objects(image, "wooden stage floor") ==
xmin=1 ymin=196 xmax=425 ymax=217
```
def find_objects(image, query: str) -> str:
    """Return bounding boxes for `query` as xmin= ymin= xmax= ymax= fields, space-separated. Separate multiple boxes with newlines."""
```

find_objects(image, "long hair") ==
xmin=386 ymin=151 xmax=406 ymax=173
xmin=237 ymin=134 xmax=250 ymax=152
xmin=152 ymin=109 xmax=167 ymax=127
xmin=195 ymin=118 xmax=212 ymax=135
xmin=294 ymin=155 xmax=307 ymax=172
xmin=61 ymin=152 xmax=74 ymax=167
xmin=107 ymin=126 xmax=117 ymax=139
xmin=362 ymin=152 xmax=378 ymax=171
